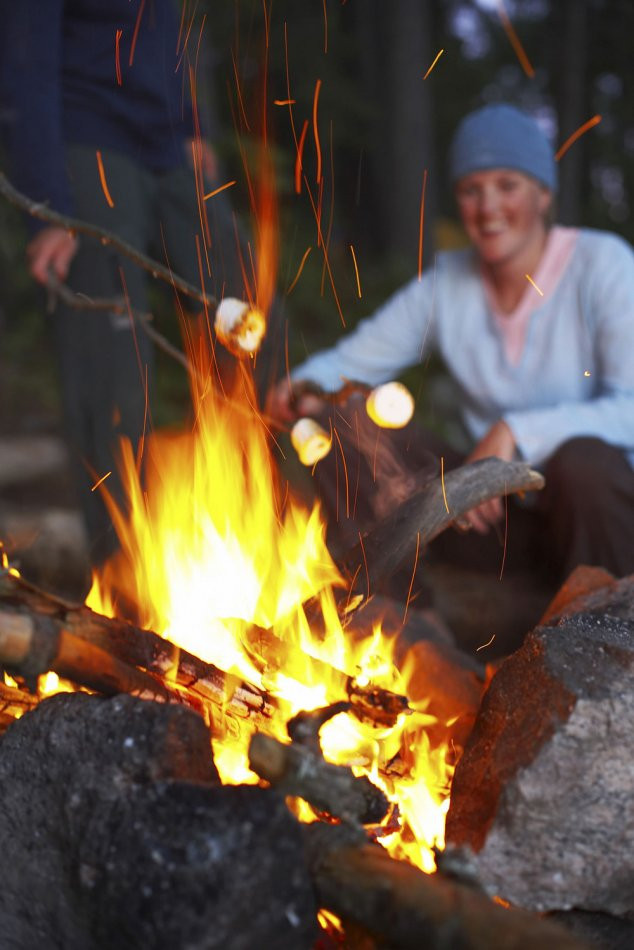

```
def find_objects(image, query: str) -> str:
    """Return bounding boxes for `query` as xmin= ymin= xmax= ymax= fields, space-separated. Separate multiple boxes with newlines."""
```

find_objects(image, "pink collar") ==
xmin=482 ymin=226 xmax=579 ymax=365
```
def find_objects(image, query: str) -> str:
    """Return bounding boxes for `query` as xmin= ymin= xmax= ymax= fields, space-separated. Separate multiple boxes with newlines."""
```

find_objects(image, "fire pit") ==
xmin=0 ymin=337 xmax=607 ymax=948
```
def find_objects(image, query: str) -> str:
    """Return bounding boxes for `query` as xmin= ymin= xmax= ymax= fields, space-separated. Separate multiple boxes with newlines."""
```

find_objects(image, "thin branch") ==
xmin=47 ymin=275 xmax=193 ymax=377
xmin=0 ymin=171 xmax=217 ymax=310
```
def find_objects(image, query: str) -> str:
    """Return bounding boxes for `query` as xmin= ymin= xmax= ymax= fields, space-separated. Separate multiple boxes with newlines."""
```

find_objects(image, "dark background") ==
xmin=1 ymin=0 xmax=632 ymax=436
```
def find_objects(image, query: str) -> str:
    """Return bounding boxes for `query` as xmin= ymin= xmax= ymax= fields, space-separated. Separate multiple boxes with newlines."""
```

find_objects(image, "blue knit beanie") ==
xmin=449 ymin=104 xmax=557 ymax=191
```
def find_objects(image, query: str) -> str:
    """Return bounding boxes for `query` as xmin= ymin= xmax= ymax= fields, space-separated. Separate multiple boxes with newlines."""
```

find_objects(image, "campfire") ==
xmin=1 ymin=234 xmax=622 ymax=947
xmin=4 ymin=331 xmax=620 ymax=948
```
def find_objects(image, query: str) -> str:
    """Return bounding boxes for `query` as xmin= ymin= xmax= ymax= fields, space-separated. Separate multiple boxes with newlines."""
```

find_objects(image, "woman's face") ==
xmin=455 ymin=169 xmax=552 ymax=267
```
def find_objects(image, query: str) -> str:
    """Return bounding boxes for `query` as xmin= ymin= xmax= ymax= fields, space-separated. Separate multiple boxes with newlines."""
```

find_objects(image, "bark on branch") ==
xmin=0 ymin=171 xmax=216 ymax=311
xmin=339 ymin=457 xmax=545 ymax=600
xmin=303 ymin=823 xmax=590 ymax=950
xmin=249 ymin=731 xmax=390 ymax=825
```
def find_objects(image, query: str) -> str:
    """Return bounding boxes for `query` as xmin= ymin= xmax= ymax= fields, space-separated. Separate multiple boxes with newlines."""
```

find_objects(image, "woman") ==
xmin=268 ymin=104 xmax=634 ymax=585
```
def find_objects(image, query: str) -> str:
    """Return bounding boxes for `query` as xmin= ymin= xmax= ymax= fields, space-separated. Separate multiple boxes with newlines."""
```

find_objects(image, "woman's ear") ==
xmin=538 ymin=186 xmax=553 ymax=215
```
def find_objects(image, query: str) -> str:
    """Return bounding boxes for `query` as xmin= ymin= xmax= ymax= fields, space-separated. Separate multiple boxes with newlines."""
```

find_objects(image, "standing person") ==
xmin=268 ymin=104 xmax=634 ymax=587
xmin=0 ymin=0 xmax=246 ymax=568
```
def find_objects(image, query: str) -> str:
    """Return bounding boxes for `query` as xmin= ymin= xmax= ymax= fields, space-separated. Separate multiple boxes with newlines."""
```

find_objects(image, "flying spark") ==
xmin=423 ymin=49 xmax=444 ymax=80
xmin=418 ymin=168 xmax=428 ymax=281
xmin=115 ymin=29 xmax=123 ymax=86
xmin=295 ymin=120 xmax=309 ymax=194
xmin=440 ymin=456 xmax=450 ymax=514
xmin=95 ymin=151 xmax=115 ymax=208
xmin=203 ymin=180 xmax=236 ymax=201
xmin=476 ymin=634 xmax=496 ymax=652
xmin=497 ymin=0 xmax=535 ymax=78
xmin=349 ymin=244 xmax=362 ymax=297
xmin=555 ymin=115 xmax=602 ymax=161
xmin=91 ymin=471 xmax=112 ymax=492
xmin=525 ymin=273 xmax=544 ymax=295
xmin=312 ymin=79 xmax=323 ymax=184
xmin=286 ymin=247 xmax=312 ymax=294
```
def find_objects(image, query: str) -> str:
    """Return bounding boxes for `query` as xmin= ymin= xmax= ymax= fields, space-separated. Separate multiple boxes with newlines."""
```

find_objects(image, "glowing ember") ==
xmin=291 ymin=417 xmax=332 ymax=466
xmin=214 ymin=297 xmax=266 ymax=357
xmin=366 ymin=382 xmax=415 ymax=429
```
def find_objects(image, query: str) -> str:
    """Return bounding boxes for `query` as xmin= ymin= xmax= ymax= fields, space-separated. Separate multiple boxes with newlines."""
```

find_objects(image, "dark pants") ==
xmin=311 ymin=398 xmax=634 ymax=587
xmin=55 ymin=146 xmax=246 ymax=566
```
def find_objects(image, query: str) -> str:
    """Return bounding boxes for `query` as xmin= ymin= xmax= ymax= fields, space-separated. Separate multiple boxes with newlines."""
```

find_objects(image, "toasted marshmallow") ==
xmin=215 ymin=297 xmax=266 ymax=357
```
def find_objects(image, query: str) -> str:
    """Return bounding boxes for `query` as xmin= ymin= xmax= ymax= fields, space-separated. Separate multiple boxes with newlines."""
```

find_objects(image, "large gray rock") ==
xmin=0 ymin=693 xmax=317 ymax=949
xmin=445 ymin=579 xmax=634 ymax=917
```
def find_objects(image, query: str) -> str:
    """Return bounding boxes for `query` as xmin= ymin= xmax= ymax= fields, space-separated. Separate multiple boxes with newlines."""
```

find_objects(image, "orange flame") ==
xmin=79 ymin=147 xmax=456 ymax=873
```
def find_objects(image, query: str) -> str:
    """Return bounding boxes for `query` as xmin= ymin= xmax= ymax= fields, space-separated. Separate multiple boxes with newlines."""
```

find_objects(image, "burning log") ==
xmin=0 ymin=570 xmax=279 ymax=736
xmin=338 ymin=457 xmax=545 ymax=599
xmin=444 ymin=570 xmax=634 ymax=918
xmin=303 ymin=822 xmax=589 ymax=949
xmin=0 ymin=679 xmax=39 ymax=732
xmin=0 ymin=570 xmax=410 ymax=740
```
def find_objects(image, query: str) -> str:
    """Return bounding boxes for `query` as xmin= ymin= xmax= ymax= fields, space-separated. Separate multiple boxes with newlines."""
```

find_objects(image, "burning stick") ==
xmin=248 ymin=731 xmax=390 ymax=825
xmin=0 ymin=679 xmax=39 ymax=733
xmin=0 ymin=570 xmax=409 ymax=739
xmin=303 ymin=822 xmax=589 ymax=950
xmin=243 ymin=625 xmax=410 ymax=729
xmin=0 ymin=604 xmax=184 ymax=706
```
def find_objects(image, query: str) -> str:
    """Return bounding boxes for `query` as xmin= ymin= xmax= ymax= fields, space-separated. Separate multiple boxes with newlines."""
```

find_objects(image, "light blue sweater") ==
xmin=292 ymin=228 xmax=634 ymax=468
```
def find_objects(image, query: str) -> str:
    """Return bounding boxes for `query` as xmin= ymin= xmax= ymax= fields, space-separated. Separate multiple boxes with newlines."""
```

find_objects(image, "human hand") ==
xmin=266 ymin=377 xmax=326 ymax=426
xmin=462 ymin=419 xmax=516 ymax=534
xmin=186 ymin=137 xmax=218 ymax=181
xmin=26 ymin=226 xmax=78 ymax=285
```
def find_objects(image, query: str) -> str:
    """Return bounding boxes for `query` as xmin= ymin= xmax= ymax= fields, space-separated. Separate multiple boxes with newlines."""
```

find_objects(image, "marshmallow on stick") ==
xmin=290 ymin=418 xmax=332 ymax=466
xmin=365 ymin=382 xmax=414 ymax=429
xmin=215 ymin=297 xmax=266 ymax=358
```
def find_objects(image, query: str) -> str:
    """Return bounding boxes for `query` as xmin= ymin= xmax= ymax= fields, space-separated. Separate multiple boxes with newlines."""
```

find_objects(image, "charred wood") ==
xmin=0 ymin=570 xmax=410 ymax=737
xmin=249 ymin=731 xmax=389 ymax=825
xmin=303 ymin=823 xmax=590 ymax=950
xmin=0 ymin=569 xmax=279 ymax=735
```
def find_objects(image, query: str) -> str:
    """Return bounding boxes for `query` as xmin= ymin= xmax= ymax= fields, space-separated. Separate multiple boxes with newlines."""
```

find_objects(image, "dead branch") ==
xmin=0 ymin=680 xmax=39 ymax=734
xmin=46 ymin=274 xmax=193 ymax=378
xmin=0 ymin=171 xmax=215 ymax=310
xmin=303 ymin=823 xmax=590 ymax=950
xmin=339 ymin=457 xmax=545 ymax=600
xmin=248 ymin=732 xmax=390 ymax=825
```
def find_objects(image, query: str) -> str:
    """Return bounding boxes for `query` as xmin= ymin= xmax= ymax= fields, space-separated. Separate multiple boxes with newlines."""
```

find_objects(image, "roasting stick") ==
xmin=0 ymin=171 xmax=213 ymax=309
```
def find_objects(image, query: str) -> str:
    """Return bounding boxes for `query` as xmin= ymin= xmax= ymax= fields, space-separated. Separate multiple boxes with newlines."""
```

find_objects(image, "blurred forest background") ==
xmin=0 ymin=0 xmax=632 ymax=438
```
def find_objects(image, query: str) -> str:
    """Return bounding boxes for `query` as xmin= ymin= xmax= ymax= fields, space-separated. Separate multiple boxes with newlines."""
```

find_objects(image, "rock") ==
xmin=541 ymin=567 xmax=634 ymax=625
xmin=0 ymin=693 xmax=317 ymax=949
xmin=444 ymin=609 xmax=634 ymax=916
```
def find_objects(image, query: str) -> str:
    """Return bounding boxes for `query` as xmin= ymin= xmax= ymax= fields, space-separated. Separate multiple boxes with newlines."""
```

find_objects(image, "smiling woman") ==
xmin=267 ymin=103 xmax=634 ymax=591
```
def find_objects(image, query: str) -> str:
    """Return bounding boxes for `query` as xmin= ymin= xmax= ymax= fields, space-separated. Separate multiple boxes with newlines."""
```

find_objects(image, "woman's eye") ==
xmin=498 ymin=179 xmax=519 ymax=192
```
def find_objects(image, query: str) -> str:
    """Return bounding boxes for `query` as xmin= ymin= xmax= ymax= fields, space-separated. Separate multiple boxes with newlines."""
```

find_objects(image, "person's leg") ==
xmin=537 ymin=436 xmax=634 ymax=582
xmin=54 ymin=146 xmax=154 ymax=566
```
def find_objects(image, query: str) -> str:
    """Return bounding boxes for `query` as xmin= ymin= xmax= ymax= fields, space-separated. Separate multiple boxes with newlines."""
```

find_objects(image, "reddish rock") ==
xmin=445 ymin=606 xmax=634 ymax=916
